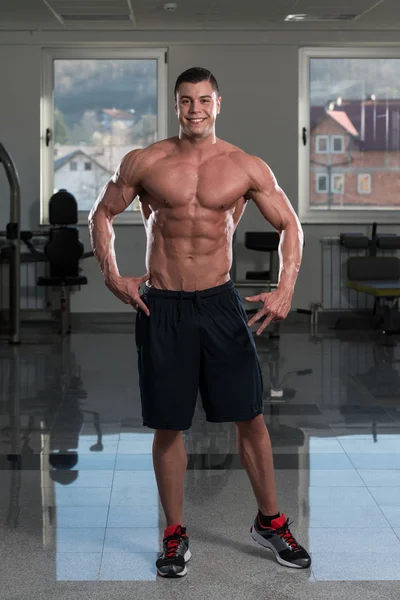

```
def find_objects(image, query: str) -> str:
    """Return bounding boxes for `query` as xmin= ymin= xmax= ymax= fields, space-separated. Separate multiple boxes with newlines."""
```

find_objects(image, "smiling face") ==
xmin=175 ymin=80 xmax=221 ymax=140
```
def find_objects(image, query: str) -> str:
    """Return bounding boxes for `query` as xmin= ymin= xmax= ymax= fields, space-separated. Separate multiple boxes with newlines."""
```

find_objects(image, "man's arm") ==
xmin=88 ymin=149 xmax=150 ymax=314
xmin=244 ymin=155 xmax=304 ymax=333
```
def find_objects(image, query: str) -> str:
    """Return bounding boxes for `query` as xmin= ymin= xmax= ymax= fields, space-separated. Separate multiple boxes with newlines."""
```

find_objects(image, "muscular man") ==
xmin=89 ymin=67 xmax=311 ymax=578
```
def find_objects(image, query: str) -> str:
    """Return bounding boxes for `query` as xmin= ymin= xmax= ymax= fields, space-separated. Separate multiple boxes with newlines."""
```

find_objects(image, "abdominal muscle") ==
xmin=144 ymin=210 xmax=235 ymax=291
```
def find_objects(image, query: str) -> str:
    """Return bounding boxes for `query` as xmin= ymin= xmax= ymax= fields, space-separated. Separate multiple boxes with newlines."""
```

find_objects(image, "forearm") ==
xmin=277 ymin=221 xmax=304 ymax=296
xmin=88 ymin=207 xmax=120 ymax=284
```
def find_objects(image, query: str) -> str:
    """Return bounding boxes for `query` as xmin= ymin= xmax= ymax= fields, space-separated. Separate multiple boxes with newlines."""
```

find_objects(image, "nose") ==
xmin=189 ymin=100 xmax=202 ymax=113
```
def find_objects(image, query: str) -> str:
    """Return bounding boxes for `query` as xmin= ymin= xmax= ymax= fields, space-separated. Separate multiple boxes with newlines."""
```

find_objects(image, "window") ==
xmin=299 ymin=48 xmax=400 ymax=223
xmin=316 ymin=174 xmax=328 ymax=193
xmin=331 ymin=174 xmax=344 ymax=194
xmin=316 ymin=135 xmax=329 ymax=154
xmin=331 ymin=136 xmax=344 ymax=153
xmin=41 ymin=48 xmax=167 ymax=224
xmin=358 ymin=173 xmax=372 ymax=194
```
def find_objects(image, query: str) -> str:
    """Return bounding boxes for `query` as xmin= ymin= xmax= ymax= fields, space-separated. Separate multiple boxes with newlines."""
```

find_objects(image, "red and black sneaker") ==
xmin=250 ymin=513 xmax=311 ymax=569
xmin=156 ymin=524 xmax=191 ymax=578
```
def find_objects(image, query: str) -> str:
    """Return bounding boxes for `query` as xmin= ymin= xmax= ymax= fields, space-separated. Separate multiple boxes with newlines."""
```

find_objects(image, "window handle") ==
xmin=45 ymin=128 xmax=52 ymax=147
xmin=302 ymin=127 xmax=307 ymax=146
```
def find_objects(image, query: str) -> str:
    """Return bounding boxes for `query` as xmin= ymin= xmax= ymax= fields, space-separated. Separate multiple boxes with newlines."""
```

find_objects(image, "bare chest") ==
xmin=140 ymin=157 xmax=249 ymax=210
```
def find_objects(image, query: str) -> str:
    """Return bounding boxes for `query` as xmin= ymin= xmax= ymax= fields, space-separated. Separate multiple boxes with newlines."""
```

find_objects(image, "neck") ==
xmin=178 ymin=129 xmax=217 ymax=149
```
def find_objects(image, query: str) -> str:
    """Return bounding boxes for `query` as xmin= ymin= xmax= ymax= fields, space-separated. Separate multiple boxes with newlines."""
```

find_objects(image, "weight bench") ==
xmin=346 ymin=256 xmax=400 ymax=333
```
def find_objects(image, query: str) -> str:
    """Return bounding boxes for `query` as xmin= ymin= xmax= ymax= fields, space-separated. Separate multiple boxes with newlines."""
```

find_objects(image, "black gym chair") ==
xmin=37 ymin=190 xmax=89 ymax=335
xmin=243 ymin=231 xmax=313 ymax=337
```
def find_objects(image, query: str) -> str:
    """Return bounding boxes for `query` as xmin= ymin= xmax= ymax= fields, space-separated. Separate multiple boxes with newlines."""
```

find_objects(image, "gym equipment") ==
xmin=341 ymin=223 xmax=400 ymax=333
xmin=234 ymin=230 xmax=319 ymax=337
xmin=37 ymin=190 xmax=90 ymax=335
xmin=0 ymin=139 xmax=93 ymax=342
xmin=0 ymin=143 xmax=21 ymax=344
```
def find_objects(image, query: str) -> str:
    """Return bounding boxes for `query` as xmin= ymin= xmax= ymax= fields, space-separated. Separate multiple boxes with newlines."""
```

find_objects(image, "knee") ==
xmin=236 ymin=414 xmax=266 ymax=438
xmin=153 ymin=429 xmax=183 ymax=448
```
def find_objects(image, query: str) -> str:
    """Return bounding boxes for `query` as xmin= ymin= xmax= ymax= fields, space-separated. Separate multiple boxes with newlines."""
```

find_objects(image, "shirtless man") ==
xmin=88 ymin=67 xmax=311 ymax=578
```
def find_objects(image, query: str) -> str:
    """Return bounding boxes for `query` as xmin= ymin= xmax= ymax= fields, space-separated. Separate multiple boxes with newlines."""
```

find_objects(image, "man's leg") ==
xmin=152 ymin=429 xmax=188 ymax=526
xmin=236 ymin=414 xmax=279 ymax=515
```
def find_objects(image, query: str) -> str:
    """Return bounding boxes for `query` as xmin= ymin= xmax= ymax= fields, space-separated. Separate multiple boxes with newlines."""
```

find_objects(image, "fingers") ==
xmin=245 ymin=295 xmax=261 ymax=303
xmin=256 ymin=313 xmax=275 ymax=336
xmin=140 ymin=272 xmax=150 ymax=282
xmin=247 ymin=308 xmax=266 ymax=327
xmin=135 ymin=296 xmax=150 ymax=317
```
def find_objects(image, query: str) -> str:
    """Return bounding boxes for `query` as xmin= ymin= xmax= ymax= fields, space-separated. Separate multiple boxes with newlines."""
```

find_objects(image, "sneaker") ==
xmin=156 ymin=524 xmax=191 ymax=578
xmin=250 ymin=513 xmax=311 ymax=569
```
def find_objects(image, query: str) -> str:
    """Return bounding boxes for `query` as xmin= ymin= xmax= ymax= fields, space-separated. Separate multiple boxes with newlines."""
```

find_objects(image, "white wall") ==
xmin=1 ymin=29 xmax=400 ymax=312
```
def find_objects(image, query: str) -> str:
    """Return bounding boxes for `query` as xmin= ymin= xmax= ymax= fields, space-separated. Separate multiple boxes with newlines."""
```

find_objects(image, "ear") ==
xmin=217 ymin=96 xmax=222 ymax=114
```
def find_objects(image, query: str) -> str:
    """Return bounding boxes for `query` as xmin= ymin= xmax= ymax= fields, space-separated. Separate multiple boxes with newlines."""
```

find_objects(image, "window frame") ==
xmin=316 ymin=135 xmax=329 ymax=154
xmin=331 ymin=173 xmax=345 ymax=194
xmin=41 ymin=46 xmax=168 ymax=225
xmin=358 ymin=173 xmax=372 ymax=195
xmin=316 ymin=173 xmax=328 ymax=193
xmin=299 ymin=47 xmax=400 ymax=224
xmin=331 ymin=135 xmax=344 ymax=154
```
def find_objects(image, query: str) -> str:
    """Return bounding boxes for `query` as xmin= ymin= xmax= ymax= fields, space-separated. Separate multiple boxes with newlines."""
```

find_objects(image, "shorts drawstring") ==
xmin=179 ymin=291 xmax=183 ymax=323
xmin=194 ymin=291 xmax=203 ymax=315
xmin=178 ymin=290 xmax=203 ymax=323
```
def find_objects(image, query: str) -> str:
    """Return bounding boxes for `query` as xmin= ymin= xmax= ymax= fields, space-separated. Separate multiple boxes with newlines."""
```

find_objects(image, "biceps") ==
xmin=252 ymin=187 xmax=296 ymax=232
xmin=92 ymin=178 xmax=137 ymax=218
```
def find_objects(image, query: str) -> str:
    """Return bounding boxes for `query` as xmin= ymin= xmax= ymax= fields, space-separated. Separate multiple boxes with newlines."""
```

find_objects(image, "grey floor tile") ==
xmin=56 ymin=552 xmax=102 ymax=581
xmin=49 ymin=470 xmax=115 ymax=488
xmin=308 ymin=438 xmax=345 ymax=454
xmin=110 ymin=484 xmax=158 ymax=507
xmin=99 ymin=552 xmax=158 ymax=580
xmin=56 ymin=528 xmax=106 ymax=553
xmin=309 ymin=505 xmax=390 ymax=528
xmin=312 ymin=552 xmax=400 ymax=580
xmin=52 ymin=487 xmax=112 ymax=507
xmin=114 ymin=454 xmax=153 ymax=470
xmin=368 ymin=487 xmax=400 ymax=507
xmin=379 ymin=506 xmax=400 ymax=528
xmin=309 ymin=528 xmax=400 ymax=553
xmin=52 ymin=454 xmax=117 ymax=471
xmin=308 ymin=469 xmax=365 ymax=487
xmin=118 ymin=438 xmax=154 ymax=454
xmin=56 ymin=506 xmax=109 ymax=528
xmin=348 ymin=454 xmax=400 ymax=470
xmin=103 ymin=527 xmax=159 ymax=553
xmin=338 ymin=438 xmax=400 ymax=454
xmin=107 ymin=506 xmax=160 ymax=528
xmin=307 ymin=487 xmax=376 ymax=507
xmin=309 ymin=454 xmax=356 ymax=470
xmin=358 ymin=470 xmax=400 ymax=487
xmin=112 ymin=470 xmax=157 ymax=488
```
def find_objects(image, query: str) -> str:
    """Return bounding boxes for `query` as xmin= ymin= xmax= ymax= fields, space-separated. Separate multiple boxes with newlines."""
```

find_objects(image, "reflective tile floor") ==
xmin=1 ymin=325 xmax=400 ymax=599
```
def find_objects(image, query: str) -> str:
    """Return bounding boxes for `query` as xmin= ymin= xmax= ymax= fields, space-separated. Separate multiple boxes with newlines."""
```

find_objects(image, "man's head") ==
xmin=174 ymin=67 xmax=221 ymax=140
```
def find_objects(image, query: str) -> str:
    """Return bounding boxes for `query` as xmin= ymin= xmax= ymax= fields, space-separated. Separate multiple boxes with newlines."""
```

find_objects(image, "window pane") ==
xmin=310 ymin=58 xmax=400 ymax=209
xmin=54 ymin=59 xmax=158 ymax=211
xmin=317 ymin=136 xmax=328 ymax=153
xmin=317 ymin=174 xmax=328 ymax=192
xmin=332 ymin=136 xmax=343 ymax=153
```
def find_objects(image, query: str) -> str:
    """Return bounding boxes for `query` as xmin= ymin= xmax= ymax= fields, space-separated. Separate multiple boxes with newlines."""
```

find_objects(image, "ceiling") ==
xmin=0 ymin=0 xmax=400 ymax=30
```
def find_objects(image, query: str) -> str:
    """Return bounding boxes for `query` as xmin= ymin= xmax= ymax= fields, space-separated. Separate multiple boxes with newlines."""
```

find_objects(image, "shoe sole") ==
xmin=157 ymin=549 xmax=192 ymax=578
xmin=250 ymin=526 xmax=310 ymax=569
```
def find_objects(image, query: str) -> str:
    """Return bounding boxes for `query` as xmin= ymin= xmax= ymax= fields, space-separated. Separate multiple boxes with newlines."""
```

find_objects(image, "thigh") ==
xmin=199 ymin=288 xmax=263 ymax=422
xmin=136 ymin=296 xmax=201 ymax=430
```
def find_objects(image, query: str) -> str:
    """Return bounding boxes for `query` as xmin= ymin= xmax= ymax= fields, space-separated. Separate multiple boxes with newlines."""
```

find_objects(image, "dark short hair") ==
xmin=174 ymin=67 xmax=219 ymax=98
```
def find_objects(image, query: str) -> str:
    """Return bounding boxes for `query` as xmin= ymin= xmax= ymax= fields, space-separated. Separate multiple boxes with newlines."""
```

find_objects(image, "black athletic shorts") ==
xmin=135 ymin=279 xmax=263 ymax=430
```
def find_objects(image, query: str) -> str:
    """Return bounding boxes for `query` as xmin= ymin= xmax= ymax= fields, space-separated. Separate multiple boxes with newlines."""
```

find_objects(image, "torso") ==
xmin=136 ymin=137 xmax=252 ymax=291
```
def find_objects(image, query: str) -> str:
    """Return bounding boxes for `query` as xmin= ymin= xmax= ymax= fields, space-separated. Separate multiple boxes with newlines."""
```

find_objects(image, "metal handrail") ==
xmin=0 ymin=142 xmax=21 ymax=344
